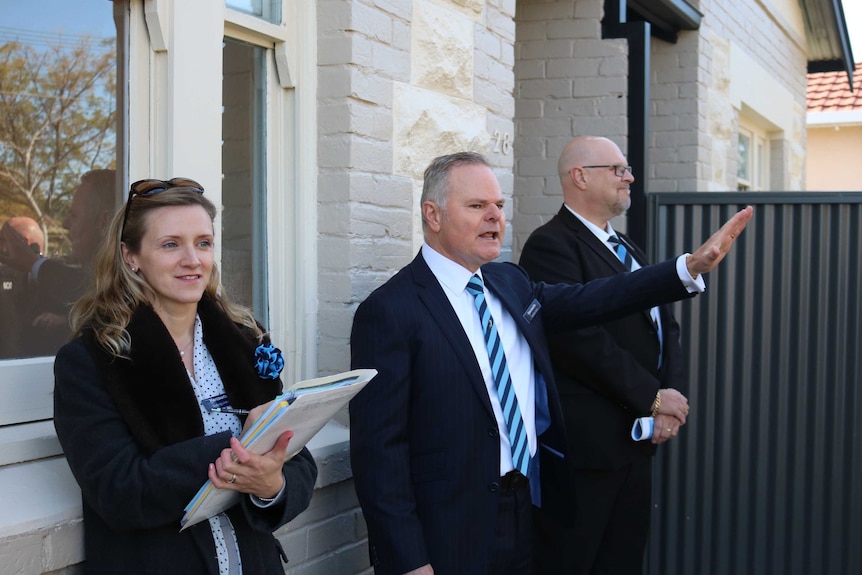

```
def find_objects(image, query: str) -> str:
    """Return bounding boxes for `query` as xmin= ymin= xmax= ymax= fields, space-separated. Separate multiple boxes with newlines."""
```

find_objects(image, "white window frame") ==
xmin=1 ymin=0 xmax=317 ymax=464
xmin=223 ymin=2 xmax=319 ymax=387
xmin=737 ymin=121 xmax=770 ymax=191
xmin=0 ymin=0 xmax=125 ymax=460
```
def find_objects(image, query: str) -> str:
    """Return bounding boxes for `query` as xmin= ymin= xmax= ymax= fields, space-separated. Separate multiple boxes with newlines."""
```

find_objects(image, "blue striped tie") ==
xmin=608 ymin=235 xmax=664 ymax=367
xmin=466 ymin=274 xmax=530 ymax=476
xmin=607 ymin=235 xmax=633 ymax=270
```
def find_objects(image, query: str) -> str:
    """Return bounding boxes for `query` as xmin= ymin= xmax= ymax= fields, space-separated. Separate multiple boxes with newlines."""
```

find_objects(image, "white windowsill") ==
xmin=0 ymin=420 xmax=63 ymax=467
xmin=0 ymin=420 xmax=352 ymax=539
xmin=0 ymin=457 xmax=81 ymax=539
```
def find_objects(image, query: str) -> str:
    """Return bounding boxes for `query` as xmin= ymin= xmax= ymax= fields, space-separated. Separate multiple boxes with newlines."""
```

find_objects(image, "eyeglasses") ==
xmin=121 ymin=178 xmax=204 ymax=239
xmin=580 ymin=165 xmax=633 ymax=178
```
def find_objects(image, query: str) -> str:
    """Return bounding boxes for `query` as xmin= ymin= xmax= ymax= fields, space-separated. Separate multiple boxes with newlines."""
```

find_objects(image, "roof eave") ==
xmin=801 ymin=0 xmax=855 ymax=90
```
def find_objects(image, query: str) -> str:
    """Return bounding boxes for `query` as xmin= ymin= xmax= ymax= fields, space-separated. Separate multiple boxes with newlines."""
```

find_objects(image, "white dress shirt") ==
xmin=564 ymin=205 xmax=705 ymax=294
xmin=422 ymin=243 xmax=537 ymax=476
xmin=564 ymin=206 xmax=705 ymax=367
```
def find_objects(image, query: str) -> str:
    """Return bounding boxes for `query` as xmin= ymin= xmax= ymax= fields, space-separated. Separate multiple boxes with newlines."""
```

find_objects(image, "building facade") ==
xmin=0 ymin=0 xmax=852 ymax=572
xmin=806 ymin=61 xmax=862 ymax=191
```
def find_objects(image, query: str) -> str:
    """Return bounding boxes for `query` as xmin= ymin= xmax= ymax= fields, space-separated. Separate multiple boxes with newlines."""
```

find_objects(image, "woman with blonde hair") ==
xmin=54 ymin=178 xmax=316 ymax=574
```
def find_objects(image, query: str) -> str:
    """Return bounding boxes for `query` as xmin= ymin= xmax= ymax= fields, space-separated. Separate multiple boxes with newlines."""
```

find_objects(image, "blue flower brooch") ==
xmin=254 ymin=343 xmax=284 ymax=379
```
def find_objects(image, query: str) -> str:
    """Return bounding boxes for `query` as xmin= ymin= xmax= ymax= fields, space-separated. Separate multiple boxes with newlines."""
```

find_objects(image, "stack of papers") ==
xmin=181 ymin=368 xmax=377 ymax=529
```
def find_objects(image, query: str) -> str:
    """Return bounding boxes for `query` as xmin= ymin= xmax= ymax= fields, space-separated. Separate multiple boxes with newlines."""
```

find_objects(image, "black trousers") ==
xmin=533 ymin=458 xmax=652 ymax=575
xmin=489 ymin=470 xmax=533 ymax=575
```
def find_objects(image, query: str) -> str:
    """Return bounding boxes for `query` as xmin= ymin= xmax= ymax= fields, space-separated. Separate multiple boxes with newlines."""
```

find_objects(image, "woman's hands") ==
xmin=208 ymin=406 xmax=294 ymax=499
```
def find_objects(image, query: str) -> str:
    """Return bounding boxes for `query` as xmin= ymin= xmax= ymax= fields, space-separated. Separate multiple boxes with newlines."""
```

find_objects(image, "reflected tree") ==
xmin=0 ymin=35 xmax=115 ymax=254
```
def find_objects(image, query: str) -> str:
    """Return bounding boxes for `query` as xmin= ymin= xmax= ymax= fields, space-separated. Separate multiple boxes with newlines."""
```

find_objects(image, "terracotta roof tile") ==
xmin=807 ymin=62 xmax=862 ymax=112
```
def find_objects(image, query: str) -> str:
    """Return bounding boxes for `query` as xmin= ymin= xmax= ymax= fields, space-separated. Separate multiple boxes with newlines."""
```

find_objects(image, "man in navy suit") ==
xmin=520 ymin=136 xmax=689 ymax=574
xmin=349 ymin=152 xmax=752 ymax=575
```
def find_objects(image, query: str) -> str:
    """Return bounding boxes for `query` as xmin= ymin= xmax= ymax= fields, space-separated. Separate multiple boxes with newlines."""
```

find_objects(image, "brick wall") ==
xmin=649 ymin=0 xmax=808 ymax=193
xmin=512 ymin=0 xmax=628 ymax=256
xmin=316 ymin=0 xmax=415 ymax=377
xmin=0 ymin=444 xmax=369 ymax=575
xmin=0 ymin=516 xmax=84 ymax=575
xmin=317 ymin=0 xmax=517 ymax=377
xmin=513 ymin=0 xmax=809 ymax=249
xmin=648 ymin=30 xmax=704 ymax=193
xmin=280 ymin=479 xmax=371 ymax=575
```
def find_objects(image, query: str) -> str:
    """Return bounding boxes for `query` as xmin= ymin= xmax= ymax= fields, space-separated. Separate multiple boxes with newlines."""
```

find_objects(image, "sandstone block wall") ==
xmin=317 ymin=0 xmax=517 ymax=378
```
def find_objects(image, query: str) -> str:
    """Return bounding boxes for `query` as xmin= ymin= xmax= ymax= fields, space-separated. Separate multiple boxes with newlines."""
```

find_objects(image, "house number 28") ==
xmin=492 ymin=130 xmax=511 ymax=155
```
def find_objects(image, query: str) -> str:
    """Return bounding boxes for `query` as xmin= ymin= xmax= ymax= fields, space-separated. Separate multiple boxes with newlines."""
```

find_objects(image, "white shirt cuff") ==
xmin=676 ymin=254 xmax=705 ymax=293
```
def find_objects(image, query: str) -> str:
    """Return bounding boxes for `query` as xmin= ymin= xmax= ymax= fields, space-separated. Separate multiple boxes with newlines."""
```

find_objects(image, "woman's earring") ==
xmin=130 ymin=265 xmax=136 ymax=273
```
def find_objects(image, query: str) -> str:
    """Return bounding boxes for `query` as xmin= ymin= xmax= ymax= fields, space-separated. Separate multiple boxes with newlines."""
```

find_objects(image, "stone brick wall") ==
xmin=512 ymin=0 xmax=628 ymax=256
xmin=513 ymin=0 xmax=809 ymax=252
xmin=649 ymin=0 xmax=808 ymax=193
xmin=0 ymin=447 xmax=369 ymax=575
xmin=0 ymin=516 xmax=84 ymax=575
xmin=316 ymin=0 xmax=414 ymax=376
xmin=317 ymin=0 xmax=518 ymax=378
xmin=648 ymin=29 xmax=704 ymax=193
xmin=280 ymin=479 xmax=371 ymax=575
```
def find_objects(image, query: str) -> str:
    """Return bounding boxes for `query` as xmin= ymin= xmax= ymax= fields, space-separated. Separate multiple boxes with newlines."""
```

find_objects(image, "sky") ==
xmin=843 ymin=0 xmax=862 ymax=63
xmin=0 ymin=0 xmax=114 ymax=36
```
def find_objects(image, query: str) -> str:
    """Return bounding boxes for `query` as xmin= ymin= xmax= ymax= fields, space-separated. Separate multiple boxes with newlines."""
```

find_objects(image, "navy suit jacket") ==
xmin=349 ymin=250 xmax=693 ymax=575
xmin=520 ymin=206 xmax=687 ymax=469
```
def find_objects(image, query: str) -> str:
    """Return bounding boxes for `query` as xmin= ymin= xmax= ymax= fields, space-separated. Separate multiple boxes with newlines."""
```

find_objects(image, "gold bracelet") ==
xmin=651 ymin=391 xmax=662 ymax=417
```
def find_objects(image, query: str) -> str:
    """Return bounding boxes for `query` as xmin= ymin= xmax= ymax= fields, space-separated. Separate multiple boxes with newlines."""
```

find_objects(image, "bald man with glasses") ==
xmin=520 ymin=136 xmax=690 ymax=574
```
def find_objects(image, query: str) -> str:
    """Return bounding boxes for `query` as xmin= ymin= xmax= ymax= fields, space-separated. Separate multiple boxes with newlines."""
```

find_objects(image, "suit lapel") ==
xmin=557 ymin=207 xmax=624 ymax=273
xmin=481 ymin=270 xmax=540 ymax=351
xmin=557 ymin=208 xmax=654 ymax=326
xmin=615 ymin=232 xmax=658 ymax=325
xmin=618 ymin=232 xmax=648 ymax=267
xmin=481 ymin=265 xmax=566 ymax=459
xmin=409 ymin=254 xmax=496 ymax=419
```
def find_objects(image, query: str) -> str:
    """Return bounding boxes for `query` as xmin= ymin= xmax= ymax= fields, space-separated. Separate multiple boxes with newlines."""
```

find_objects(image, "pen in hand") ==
xmin=207 ymin=407 xmax=250 ymax=416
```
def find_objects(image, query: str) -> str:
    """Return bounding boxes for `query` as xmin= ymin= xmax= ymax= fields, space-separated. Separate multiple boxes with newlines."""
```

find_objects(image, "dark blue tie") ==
xmin=608 ymin=235 xmax=664 ymax=367
xmin=466 ymin=275 xmax=530 ymax=476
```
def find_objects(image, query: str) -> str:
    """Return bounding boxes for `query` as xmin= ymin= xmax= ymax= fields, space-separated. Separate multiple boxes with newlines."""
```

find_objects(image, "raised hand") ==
xmin=686 ymin=206 xmax=753 ymax=277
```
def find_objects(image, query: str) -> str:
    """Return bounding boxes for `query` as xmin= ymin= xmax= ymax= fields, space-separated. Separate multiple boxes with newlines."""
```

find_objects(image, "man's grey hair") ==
xmin=420 ymin=152 xmax=491 ymax=230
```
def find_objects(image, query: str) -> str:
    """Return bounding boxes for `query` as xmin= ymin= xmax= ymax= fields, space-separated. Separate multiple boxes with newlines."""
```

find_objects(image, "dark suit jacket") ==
xmin=349 ymin=250 xmax=693 ymax=575
xmin=37 ymin=258 xmax=91 ymax=311
xmin=519 ymin=206 xmax=687 ymax=469
xmin=53 ymin=296 xmax=318 ymax=574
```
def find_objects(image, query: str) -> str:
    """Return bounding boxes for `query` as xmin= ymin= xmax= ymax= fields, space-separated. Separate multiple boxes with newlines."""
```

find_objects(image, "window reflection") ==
xmin=0 ymin=2 xmax=117 ymax=359
xmin=222 ymin=38 xmax=268 ymax=323
xmin=225 ymin=0 xmax=282 ymax=24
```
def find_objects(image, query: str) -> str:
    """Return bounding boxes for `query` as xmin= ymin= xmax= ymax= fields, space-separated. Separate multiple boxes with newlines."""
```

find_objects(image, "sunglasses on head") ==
xmin=121 ymin=177 xmax=204 ymax=239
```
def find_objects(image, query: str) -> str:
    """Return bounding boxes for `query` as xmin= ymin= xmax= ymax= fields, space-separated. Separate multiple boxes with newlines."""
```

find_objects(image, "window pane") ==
xmin=0 ymin=2 xmax=118 ymax=360
xmin=222 ymin=38 xmax=268 ymax=324
xmin=737 ymin=132 xmax=751 ymax=182
xmin=225 ymin=0 xmax=282 ymax=24
xmin=756 ymin=139 xmax=767 ymax=189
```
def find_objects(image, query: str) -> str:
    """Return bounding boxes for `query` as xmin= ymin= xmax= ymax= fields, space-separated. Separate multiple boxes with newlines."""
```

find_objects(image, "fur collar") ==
xmin=85 ymin=295 xmax=282 ymax=454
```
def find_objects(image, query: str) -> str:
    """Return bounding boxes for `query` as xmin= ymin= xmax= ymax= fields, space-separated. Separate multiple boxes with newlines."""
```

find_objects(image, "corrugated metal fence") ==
xmin=645 ymin=192 xmax=862 ymax=575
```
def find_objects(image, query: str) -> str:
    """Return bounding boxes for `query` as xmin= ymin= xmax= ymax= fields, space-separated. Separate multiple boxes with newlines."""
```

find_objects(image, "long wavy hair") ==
xmin=70 ymin=186 xmax=262 ymax=357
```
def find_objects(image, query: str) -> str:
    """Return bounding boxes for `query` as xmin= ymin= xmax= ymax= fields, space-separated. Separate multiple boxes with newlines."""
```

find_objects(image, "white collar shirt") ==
xmin=421 ymin=243 xmax=537 ymax=476
xmin=565 ymin=206 xmax=665 ymax=357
